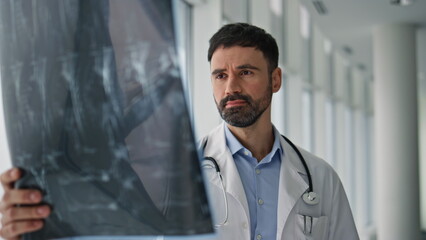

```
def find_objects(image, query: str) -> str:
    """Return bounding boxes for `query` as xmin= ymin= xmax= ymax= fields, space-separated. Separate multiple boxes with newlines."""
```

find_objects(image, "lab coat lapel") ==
xmin=203 ymin=123 xmax=251 ymax=225
xmin=276 ymin=136 xmax=309 ymax=239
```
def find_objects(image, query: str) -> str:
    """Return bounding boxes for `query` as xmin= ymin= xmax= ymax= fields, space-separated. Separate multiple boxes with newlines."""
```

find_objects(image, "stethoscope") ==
xmin=201 ymin=134 xmax=319 ymax=228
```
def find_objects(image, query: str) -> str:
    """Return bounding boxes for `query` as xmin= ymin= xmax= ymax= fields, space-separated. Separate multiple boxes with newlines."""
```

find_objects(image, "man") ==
xmin=0 ymin=23 xmax=359 ymax=239
xmin=200 ymin=23 xmax=358 ymax=239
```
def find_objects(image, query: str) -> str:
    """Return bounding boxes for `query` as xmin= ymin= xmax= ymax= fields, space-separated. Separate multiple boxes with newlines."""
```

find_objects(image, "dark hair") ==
xmin=207 ymin=23 xmax=279 ymax=73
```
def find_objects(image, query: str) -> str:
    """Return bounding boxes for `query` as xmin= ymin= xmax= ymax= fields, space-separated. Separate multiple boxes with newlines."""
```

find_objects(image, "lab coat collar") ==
xmin=202 ymin=124 xmax=310 ymax=238
xmin=202 ymin=122 xmax=251 ymax=226
xmin=276 ymin=135 xmax=310 ymax=239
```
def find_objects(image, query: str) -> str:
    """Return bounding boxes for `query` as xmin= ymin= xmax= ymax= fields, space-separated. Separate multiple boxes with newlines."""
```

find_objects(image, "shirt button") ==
xmin=242 ymin=222 xmax=248 ymax=229
xmin=256 ymin=234 xmax=262 ymax=240
xmin=255 ymin=169 xmax=261 ymax=175
xmin=258 ymin=199 xmax=264 ymax=205
xmin=244 ymin=150 xmax=249 ymax=156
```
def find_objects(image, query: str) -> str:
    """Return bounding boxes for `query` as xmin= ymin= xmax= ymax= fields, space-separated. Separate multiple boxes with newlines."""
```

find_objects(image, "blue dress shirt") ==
xmin=224 ymin=126 xmax=282 ymax=240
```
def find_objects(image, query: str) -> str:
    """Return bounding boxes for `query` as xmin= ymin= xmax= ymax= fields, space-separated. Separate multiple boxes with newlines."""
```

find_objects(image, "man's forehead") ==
xmin=210 ymin=46 xmax=266 ymax=67
xmin=211 ymin=45 xmax=260 ymax=56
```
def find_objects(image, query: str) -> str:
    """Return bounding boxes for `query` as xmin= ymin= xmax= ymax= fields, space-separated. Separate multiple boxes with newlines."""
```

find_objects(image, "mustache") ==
xmin=219 ymin=93 xmax=251 ymax=108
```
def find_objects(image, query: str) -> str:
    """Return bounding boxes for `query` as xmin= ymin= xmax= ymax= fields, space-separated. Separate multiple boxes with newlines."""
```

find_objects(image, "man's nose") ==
xmin=225 ymin=73 xmax=241 ymax=95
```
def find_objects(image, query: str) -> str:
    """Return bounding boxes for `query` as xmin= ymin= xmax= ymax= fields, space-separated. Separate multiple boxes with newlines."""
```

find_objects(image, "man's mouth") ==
xmin=225 ymin=100 xmax=247 ymax=108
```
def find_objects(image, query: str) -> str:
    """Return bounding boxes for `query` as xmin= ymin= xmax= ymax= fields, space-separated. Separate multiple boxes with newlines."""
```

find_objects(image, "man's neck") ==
xmin=227 ymin=116 xmax=274 ymax=162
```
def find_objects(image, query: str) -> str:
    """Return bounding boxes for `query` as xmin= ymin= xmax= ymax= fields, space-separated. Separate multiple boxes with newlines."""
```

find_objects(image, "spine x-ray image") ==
xmin=0 ymin=0 xmax=214 ymax=239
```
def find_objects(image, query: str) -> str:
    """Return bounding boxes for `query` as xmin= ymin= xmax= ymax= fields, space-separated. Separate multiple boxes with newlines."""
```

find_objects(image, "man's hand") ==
xmin=0 ymin=168 xmax=50 ymax=240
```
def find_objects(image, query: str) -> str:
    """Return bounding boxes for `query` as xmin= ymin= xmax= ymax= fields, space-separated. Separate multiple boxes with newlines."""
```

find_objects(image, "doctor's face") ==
xmin=210 ymin=46 xmax=281 ymax=128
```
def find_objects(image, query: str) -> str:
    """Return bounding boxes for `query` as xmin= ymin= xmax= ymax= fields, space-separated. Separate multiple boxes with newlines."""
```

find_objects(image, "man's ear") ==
xmin=271 ymin=67 xmax=282 ymax=93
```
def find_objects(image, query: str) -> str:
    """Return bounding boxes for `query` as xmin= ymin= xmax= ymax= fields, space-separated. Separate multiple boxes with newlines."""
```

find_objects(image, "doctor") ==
xmin=200 ymin=22 xmax=359 ymax=239
xmin=0 ymin=23 xmax=359 ymax=240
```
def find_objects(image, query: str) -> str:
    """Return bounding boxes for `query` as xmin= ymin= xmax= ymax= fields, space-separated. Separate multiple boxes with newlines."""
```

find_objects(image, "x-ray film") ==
xmin=0 ymin=0 xmax=213 ymax=239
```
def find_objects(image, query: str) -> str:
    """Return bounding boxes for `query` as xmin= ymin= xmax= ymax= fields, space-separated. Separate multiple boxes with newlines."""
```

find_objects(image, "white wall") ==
xmin=192 ymin=0 xmax=222 ymax=139
xmin=250 ymin=0 xmax=272 ymax=33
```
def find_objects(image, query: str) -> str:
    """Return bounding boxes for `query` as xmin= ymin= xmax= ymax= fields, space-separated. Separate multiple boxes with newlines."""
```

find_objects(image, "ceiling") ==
xmin=299 ymin=0 xmax=426 ymax=77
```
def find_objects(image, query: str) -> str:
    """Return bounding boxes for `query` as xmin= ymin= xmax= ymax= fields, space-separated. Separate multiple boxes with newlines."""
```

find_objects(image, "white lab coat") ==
xmin=200 ymin=124 xmax=359 ymax=240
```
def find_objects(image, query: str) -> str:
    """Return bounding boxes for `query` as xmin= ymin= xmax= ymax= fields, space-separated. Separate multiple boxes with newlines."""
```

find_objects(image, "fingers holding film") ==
xmin=1 ymin=205 xmax=50 ymax=225
xmin=0 ymin=219 xmax=44 ymax=239
xmin=0 ymin=190 xmax=42 ymax=211
xmin=0 ymin=168 xmax=21 ymax=191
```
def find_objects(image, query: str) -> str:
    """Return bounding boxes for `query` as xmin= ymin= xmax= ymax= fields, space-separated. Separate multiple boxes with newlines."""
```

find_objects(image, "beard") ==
xmin=216 ymin=85 xmax=272 ymax=128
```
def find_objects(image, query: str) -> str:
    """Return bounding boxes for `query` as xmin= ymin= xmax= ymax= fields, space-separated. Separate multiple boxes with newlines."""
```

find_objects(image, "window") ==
xmin=222 ymin=0 xmax=249 ymax=23
xmin=344 ymin=107 xmax=355 ymax=207
xmin=365 ymin=115 xmax=374 ymax=226
xmin=302 ymin=89 xmax=314 ymax=151
xmin=325 ymin=98 xmax=335 ymax=166
xmin=282 ymin=76 xmax=289 ymax=135
xmin=300 ymin=4 xmax=312 ymax=83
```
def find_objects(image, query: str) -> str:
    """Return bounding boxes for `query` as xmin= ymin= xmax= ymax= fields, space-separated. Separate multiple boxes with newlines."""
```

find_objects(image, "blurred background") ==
xmin=1 ymin=0 xmax=425 ymax=239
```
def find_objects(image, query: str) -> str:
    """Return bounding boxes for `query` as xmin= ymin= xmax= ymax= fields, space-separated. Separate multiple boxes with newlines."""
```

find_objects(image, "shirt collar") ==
xmin=224 ymin=124 xmax=283 ymax=158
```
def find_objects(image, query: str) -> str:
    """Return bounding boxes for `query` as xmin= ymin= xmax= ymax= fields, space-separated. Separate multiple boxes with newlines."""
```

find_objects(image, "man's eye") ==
xmin=216 ymin=73 xmax=226 ymax=79
xmin=240 ymin=70 xmax=252 ymax=76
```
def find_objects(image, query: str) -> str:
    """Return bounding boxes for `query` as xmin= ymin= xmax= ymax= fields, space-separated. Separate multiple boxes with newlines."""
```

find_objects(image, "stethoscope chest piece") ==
xmin=303 ymin=191 xmax=319 ymax=205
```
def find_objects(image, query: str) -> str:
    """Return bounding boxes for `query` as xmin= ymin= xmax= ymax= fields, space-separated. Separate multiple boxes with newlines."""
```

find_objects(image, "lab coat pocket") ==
xmin=297 ymin=214 xmax=329 ymax=240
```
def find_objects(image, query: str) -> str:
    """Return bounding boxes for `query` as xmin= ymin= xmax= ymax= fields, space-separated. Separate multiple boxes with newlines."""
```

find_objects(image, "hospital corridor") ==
xmin=0 ymin=0 xmax=425 ymax=239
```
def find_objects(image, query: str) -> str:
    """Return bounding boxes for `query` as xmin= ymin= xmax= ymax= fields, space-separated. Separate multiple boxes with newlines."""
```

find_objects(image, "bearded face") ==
xmin=210 ymin=46 xmax=280 ymax=128
xmin=216 ymin=82 xmax=272 ymax=128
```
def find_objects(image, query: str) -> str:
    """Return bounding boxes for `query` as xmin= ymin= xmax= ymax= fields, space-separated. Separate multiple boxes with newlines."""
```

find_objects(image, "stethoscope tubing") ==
xmin=280 ymin=135 xmax=313 ymax=193
xmin=202 ymin=134 xmax=314 ymax=193
xmin=201 ymin=134 xmax=317 ymax=227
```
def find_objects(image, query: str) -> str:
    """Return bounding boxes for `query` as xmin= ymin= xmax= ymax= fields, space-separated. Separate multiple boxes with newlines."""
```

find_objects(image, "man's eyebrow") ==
xmin=211 ymin=64 xmax=260 ymax=75
xmin=237 ymin=64 xmax=260 ymax=70
xmin=211 ymin=68 xmax=226 ymax=75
